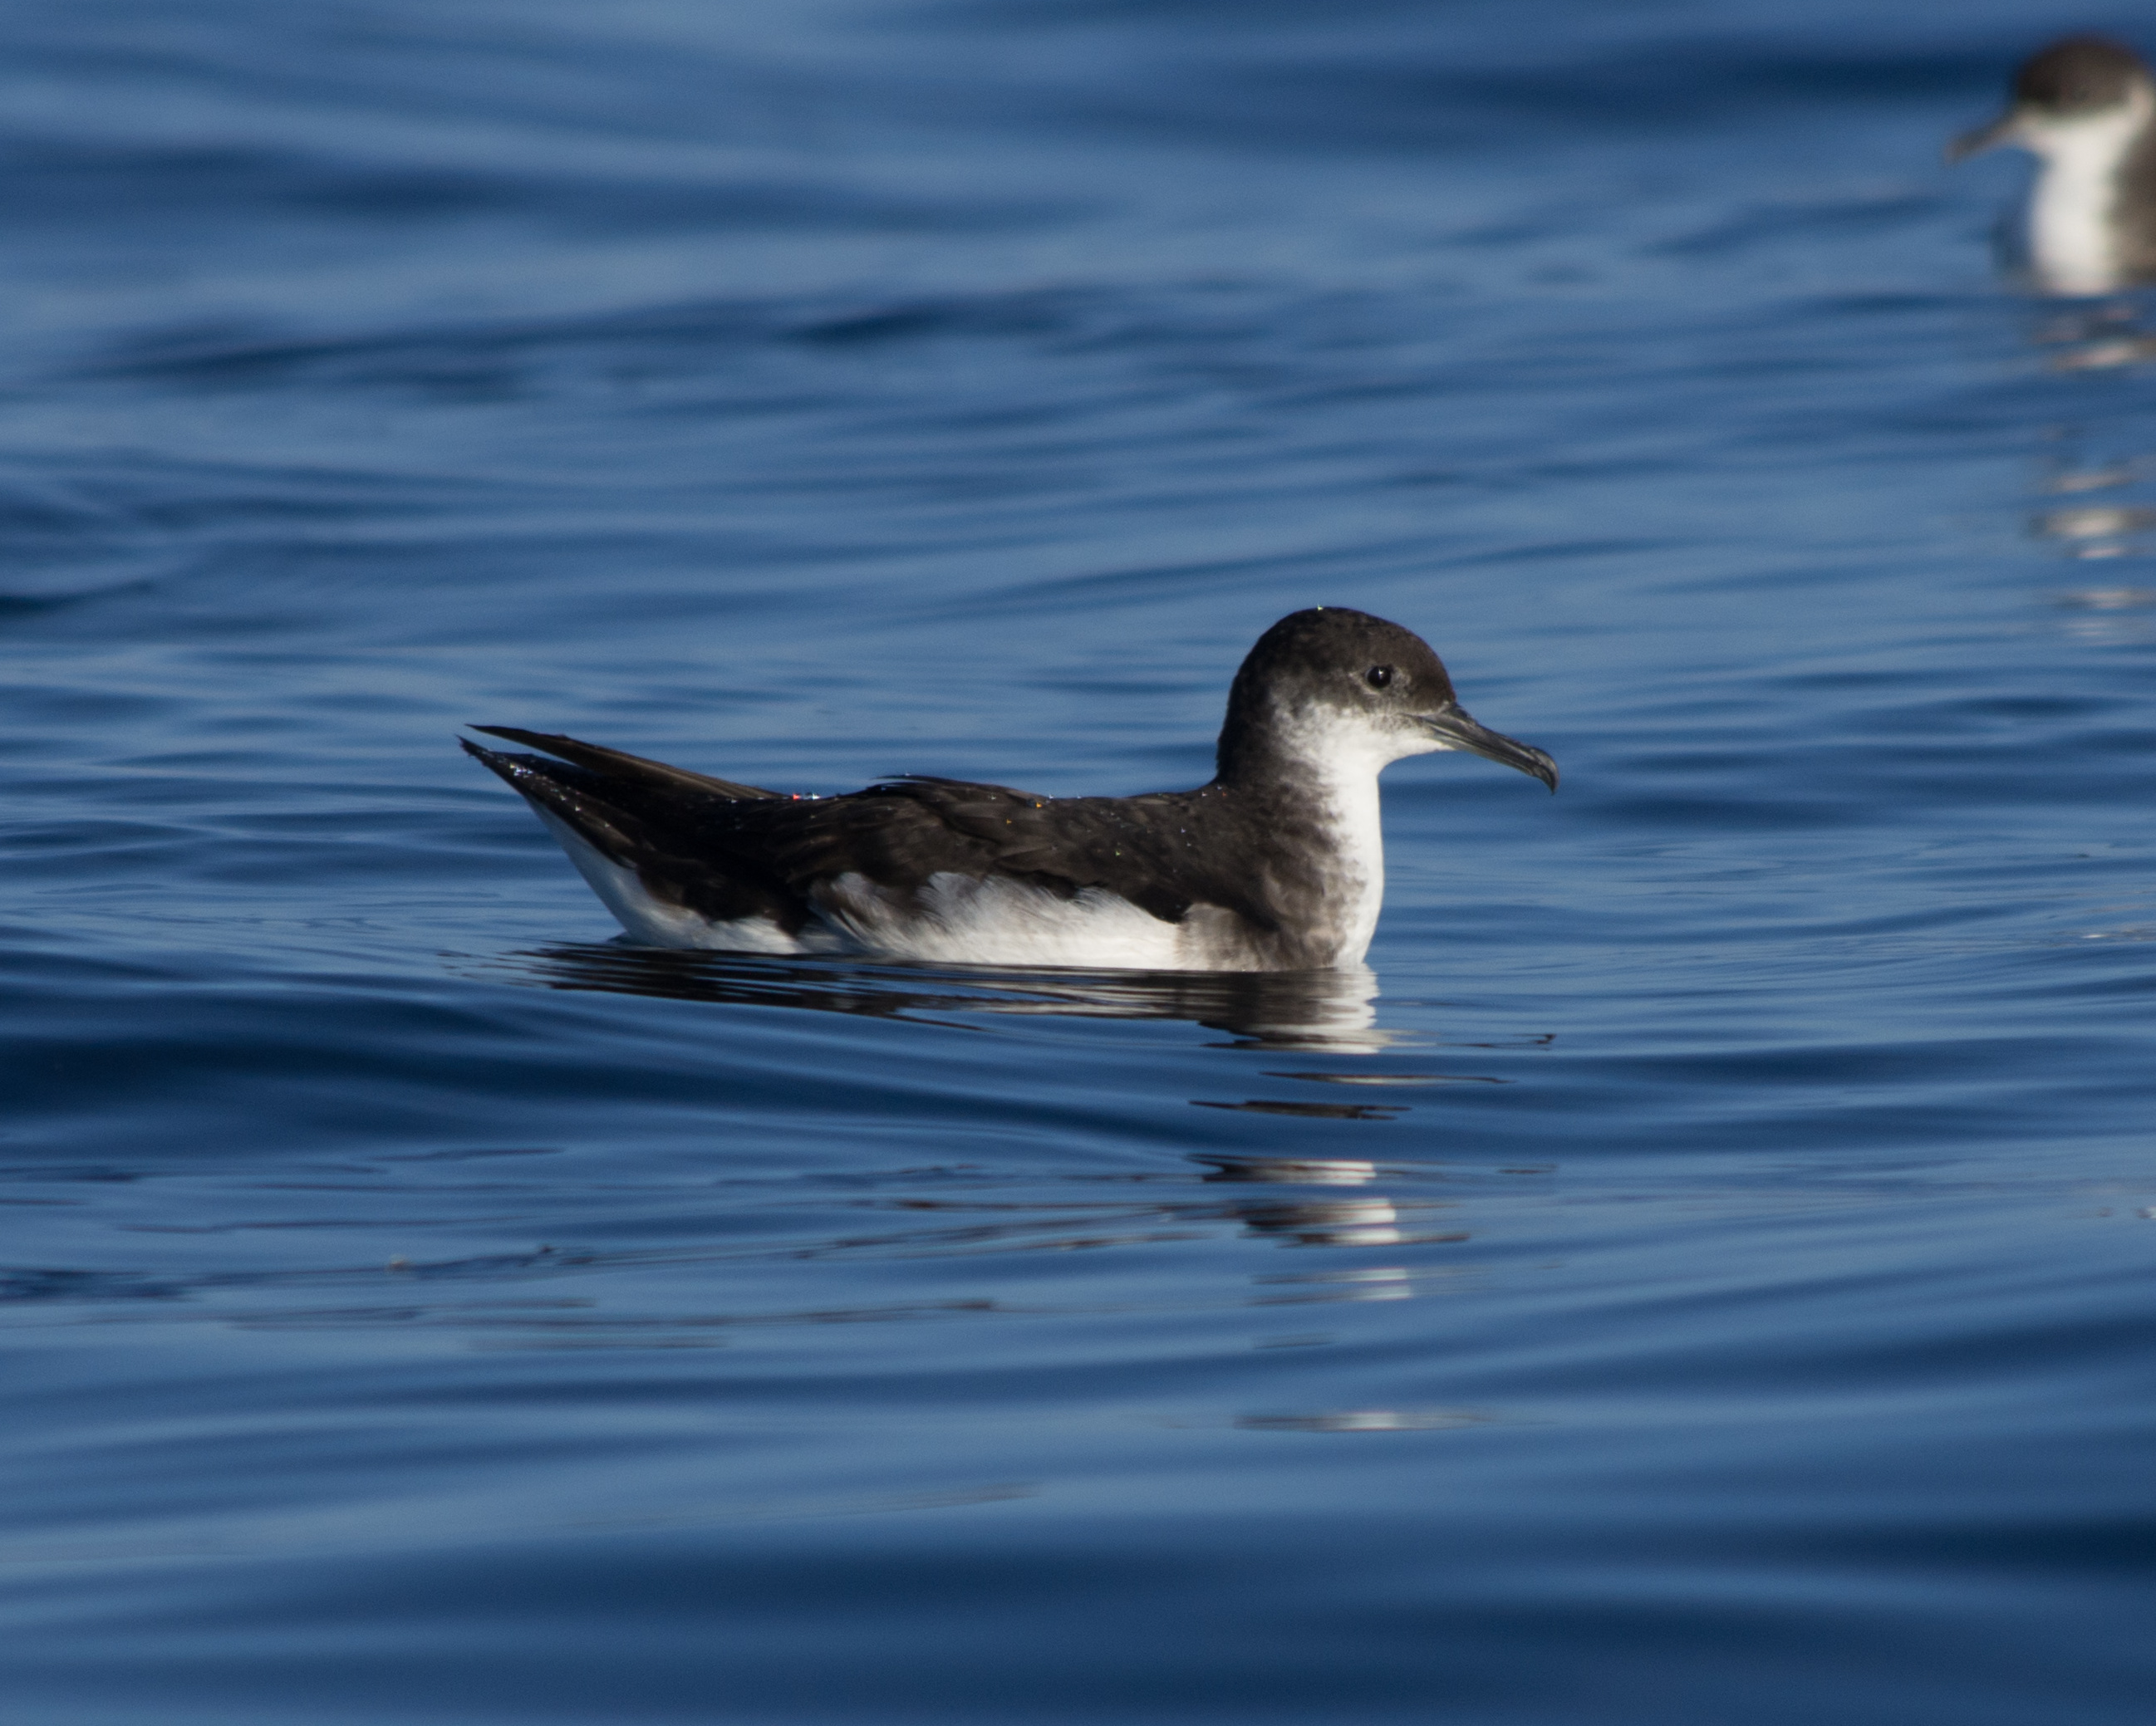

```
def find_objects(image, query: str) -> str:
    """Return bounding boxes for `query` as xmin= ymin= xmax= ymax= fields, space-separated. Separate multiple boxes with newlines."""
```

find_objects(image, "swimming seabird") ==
xmin=464 ymin=607 xmax=1556 ymax=972
xmin=1950 ymin=36 xmax=2156 ymax=295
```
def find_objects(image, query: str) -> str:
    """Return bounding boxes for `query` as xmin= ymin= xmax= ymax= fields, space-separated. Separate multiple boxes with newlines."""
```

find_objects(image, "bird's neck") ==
xmin=2028 ymin=91 xmax=2154 ymax=293
xmin=1214 ymin=719 xmax=1392 ymax=968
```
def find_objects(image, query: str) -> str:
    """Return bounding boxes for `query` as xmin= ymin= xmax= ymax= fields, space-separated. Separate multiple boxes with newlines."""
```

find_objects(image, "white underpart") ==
xmin=1268 ymin=701 xmax=1443 ymax=968
xmin=818 ymin=871 xmax=1194 ymax=968
xmin=2021 ymin=89 xmax=2154 ymax=294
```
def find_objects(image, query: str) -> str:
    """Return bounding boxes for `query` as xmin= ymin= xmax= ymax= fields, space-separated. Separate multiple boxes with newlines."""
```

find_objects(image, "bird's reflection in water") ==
xmin=479 ymin=942 xmax=1402 ymax=1052
xmin=468 ymin=950 xmax=1481 ymax=1287
xmin=2051 ymin=581 xmax=2156 ymax=645
xmin=2037 ymin=470 xmax=2156 ymax=638
xmin=2035 ymin=424 xmax=2156 ymax=560
xmin=2035 ymin=302 xmax=2156 ymax=373
xmin=2028 ymin=417 xmax=2156 ymax=639
xmin=1204 ymin=1157 xmax=1489 ymax=1435
xmin=1235 ymin=1410 xmax=1491 ymax=1433
xmin=2036 ymin=502 xmax=2156 ymax=552
xmin=1195 ymin=1154 xmax=1466 ymax=1251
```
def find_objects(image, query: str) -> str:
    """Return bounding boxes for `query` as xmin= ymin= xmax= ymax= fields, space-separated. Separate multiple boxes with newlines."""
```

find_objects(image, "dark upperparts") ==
xmin=2014 ymin=37 xmax=2149 ymax=114
xmin=464 ymin=733 xmax=1282 ymax=936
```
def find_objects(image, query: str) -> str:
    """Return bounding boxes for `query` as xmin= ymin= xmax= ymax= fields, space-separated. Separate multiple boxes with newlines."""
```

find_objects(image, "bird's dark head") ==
xmin=1949 ymin=36 xmax=2154 ymax=162
xmin=1216 ymin=607 xmax=1556 ymax=792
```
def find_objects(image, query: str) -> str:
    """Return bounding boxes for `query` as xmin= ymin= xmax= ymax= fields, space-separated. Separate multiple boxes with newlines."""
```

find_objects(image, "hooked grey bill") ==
xmin=1947 ymin=111 xmax=2019 ymax=162
xmin=1418 ymin=704 xmax=1559 ymax=791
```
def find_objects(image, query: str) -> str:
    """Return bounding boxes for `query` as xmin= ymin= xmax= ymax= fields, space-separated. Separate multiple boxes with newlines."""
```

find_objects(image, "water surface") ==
xmin=5 ymin=1 xmax=2156 ymax=1721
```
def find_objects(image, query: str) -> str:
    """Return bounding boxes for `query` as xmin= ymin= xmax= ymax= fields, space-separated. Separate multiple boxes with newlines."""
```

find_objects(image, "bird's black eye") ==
xmin=1364 ymin=664 xmax=1394 ymax=689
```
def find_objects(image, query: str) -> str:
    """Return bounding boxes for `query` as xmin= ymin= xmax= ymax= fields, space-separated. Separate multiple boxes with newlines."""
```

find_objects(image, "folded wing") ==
xmin=464 ymin=734 xmax=1274 ymax=938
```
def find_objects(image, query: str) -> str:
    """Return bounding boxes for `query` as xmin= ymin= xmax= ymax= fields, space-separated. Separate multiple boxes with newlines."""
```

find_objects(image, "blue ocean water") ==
xmin=5 ymin=0 xmax=2156 ymax=1719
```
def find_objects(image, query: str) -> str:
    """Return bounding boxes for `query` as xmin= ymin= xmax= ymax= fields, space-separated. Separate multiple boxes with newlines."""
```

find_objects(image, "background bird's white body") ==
xmin=2022 ymin=88 xmax=2154 ymax=292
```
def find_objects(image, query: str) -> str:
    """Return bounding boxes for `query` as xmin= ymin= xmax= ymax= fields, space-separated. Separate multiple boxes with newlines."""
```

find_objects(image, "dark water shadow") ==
xmin=465 ymin=941 xmax=1402 ymax=1052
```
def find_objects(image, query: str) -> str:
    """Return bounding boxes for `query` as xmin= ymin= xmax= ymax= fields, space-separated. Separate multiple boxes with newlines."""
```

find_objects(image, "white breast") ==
xmin=1304 ymin=766 xmax=1386 ymax=967
xmin=1269 ymin=706 xmax=1406 ymax=969
xmin=2024 ymin=94 xmax=2153 ymax=295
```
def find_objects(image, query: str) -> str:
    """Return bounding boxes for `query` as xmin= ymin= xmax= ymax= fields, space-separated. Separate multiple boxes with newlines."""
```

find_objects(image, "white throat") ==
xmin=2023 ymin=87 xmax=2154 ymax=294
xmin=1274 ymin=705 xmax=1439 ymax=967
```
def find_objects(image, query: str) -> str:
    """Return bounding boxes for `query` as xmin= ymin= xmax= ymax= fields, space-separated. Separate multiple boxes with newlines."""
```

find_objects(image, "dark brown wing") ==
xmin=780 ymin=777 xmax=1280 ymax=932
xmin=471 ymin=727 xmax=784 ymax=801
xmin=2122 ymin=123 xmax=2156 ymax=283
xmin=464 ymin=738 xmax=816 ymax=928
xmin=465 ymin=739 xmax=1277 ymax=936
